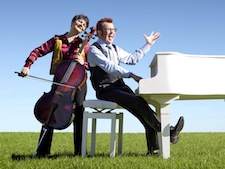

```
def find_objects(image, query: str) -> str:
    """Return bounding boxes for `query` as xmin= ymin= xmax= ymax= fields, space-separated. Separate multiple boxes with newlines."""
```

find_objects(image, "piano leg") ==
xmin=156 ymin=103 xmax=171 ymax=159
xmin=152 ymin=95 xmax=179 ymax=159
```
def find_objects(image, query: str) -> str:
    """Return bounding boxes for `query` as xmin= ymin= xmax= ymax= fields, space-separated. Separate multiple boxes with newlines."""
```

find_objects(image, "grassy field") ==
xmin=1 ymin=132 xmax=225 ymax=169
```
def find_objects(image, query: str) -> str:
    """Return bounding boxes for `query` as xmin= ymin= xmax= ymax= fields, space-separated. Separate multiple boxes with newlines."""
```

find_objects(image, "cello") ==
xmin=33 ymin=26 xmax=95 ymax=130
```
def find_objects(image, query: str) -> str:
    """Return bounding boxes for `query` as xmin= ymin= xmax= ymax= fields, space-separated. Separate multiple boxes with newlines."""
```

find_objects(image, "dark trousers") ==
xmin=36 ymin=83 xmax=87 ymax=156
xmin=97 ymin=82 xmax=160 ymax=151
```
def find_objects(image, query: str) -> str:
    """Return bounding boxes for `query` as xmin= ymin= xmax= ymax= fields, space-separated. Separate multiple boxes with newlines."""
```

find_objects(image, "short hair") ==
xmin=96 ymin=18 xmax=113 ymax=31
xmin=71 ymin=14 xmax=89 ymax=29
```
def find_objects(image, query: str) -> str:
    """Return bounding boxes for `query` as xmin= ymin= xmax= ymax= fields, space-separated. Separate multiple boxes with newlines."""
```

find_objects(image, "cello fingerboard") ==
xmin=60 ymin=62 xmax=77 ymax=83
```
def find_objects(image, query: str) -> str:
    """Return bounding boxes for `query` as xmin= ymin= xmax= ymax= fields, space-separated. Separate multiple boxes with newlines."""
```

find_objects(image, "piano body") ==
xmin=138 ymin=52 xmax=225 ymax=159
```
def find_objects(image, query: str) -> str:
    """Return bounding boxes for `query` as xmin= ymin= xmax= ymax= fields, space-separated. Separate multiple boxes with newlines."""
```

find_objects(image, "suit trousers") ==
xmin=97 ymin=83 xmax=160 ymax=151
xmin=36 ymin=83 xmax=87 ymax=156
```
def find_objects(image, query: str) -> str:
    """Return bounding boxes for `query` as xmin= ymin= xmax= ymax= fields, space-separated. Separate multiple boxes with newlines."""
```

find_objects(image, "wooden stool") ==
xmin=81 ymin=99 xmax=123 ymax=157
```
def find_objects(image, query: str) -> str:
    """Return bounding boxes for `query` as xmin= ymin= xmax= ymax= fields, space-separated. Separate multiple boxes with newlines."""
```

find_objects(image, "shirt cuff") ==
xmin=24 ymin=60 xmax=33 ymax=68
xmin=141 ymin=44 xmax=151 ymax=55
xmin=124 ymin=71 xmax=132 ymax=78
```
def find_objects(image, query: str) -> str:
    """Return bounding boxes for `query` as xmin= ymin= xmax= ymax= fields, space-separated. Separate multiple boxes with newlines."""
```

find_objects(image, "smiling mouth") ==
xmin=76 ymin=25 xmax=83 ymax=30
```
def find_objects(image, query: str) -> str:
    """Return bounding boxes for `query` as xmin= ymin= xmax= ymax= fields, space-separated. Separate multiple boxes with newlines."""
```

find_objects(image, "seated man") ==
xmin=87 ymin=17 xmax=184 ymax=155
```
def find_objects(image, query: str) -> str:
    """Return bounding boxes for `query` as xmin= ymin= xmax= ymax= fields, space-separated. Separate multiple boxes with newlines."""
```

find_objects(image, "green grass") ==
xmin=1 ymin=132 xmax=225 ymax=169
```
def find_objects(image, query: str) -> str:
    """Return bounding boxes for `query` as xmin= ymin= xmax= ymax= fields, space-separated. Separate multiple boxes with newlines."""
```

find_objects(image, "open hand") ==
xmin=143 ymin=31 xmax=160 ymax=46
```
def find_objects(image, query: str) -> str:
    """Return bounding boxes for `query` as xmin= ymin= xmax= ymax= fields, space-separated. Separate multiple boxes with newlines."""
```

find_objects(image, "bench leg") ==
xmin=110 ymin=114 xmax=116 ymax=157
xmin=91 ymin=118 xmax=97 ymax=156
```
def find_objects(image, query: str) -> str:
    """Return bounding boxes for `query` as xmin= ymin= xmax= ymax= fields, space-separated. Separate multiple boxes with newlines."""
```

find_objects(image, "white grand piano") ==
xmin=137 ymin=52 xmax=225 ymax=159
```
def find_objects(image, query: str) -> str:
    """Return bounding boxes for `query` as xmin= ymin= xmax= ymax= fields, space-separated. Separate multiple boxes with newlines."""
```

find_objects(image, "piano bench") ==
xmin=81 ymin=99 xmax=123 ymax=157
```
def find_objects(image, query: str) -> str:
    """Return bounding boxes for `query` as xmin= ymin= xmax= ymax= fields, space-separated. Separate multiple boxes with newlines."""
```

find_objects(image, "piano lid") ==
xmin=138 ymin=52 xmax=225 ymax=100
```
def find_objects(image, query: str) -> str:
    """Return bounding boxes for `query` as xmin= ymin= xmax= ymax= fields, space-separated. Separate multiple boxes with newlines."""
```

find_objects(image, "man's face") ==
xmin=98 ymin=22 xmax=116 ymax=44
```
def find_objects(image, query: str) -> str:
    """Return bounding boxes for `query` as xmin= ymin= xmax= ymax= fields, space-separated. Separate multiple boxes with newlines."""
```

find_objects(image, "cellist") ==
xmin=20 ymin=14 xmax=90 ymax=157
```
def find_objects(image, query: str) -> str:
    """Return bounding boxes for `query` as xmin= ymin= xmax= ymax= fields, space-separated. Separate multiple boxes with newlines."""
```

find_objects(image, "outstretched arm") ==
xmin=128 ymin=31 xmax=160 ymax=83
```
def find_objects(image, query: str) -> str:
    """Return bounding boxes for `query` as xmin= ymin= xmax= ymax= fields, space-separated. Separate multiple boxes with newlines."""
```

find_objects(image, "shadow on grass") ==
xmin=11 ymin=153 xmax=75 ymax=161
xmin=11 ymin=151 xmax=157 ymax=161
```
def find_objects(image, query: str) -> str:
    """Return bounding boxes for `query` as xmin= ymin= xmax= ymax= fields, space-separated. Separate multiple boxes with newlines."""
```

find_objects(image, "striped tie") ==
xmin=106 ymin=45 xmax=118 ymax=64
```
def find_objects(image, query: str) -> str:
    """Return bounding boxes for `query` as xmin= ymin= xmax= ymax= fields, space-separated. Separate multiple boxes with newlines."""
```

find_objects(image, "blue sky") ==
xmin=1 ymin=1 xmax=225 ymax=133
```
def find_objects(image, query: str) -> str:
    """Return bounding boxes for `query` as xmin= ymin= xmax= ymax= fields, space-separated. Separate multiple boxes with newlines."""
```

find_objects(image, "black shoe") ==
xmin=170 ymin=116 xmax=184 ymax=144
xmin=146 ymin=149 xmax=160 ymax=156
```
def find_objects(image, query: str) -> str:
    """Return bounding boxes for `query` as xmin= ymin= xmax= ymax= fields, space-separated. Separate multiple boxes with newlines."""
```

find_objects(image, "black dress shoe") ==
xmin=146 ymin=149 xmax=160 ymax=156
xmin=170 ymin=116 xmax=184 ymax=144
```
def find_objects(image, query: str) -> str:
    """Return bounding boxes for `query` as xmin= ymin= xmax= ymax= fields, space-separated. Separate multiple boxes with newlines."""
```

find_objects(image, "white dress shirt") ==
xmin=87 ymin=38 xmax=151 ymax=78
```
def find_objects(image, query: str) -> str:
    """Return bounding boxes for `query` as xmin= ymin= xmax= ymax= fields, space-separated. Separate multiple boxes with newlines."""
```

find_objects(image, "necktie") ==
xmin=106 ymin=45 xmax=118 ymax=64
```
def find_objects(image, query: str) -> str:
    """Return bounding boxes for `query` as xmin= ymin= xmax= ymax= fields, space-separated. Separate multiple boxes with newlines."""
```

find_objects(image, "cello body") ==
xmin=34 ymin=60 xmax=86 ymax=129
xmin=33 ymin=26 xmax=95 ymax=130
